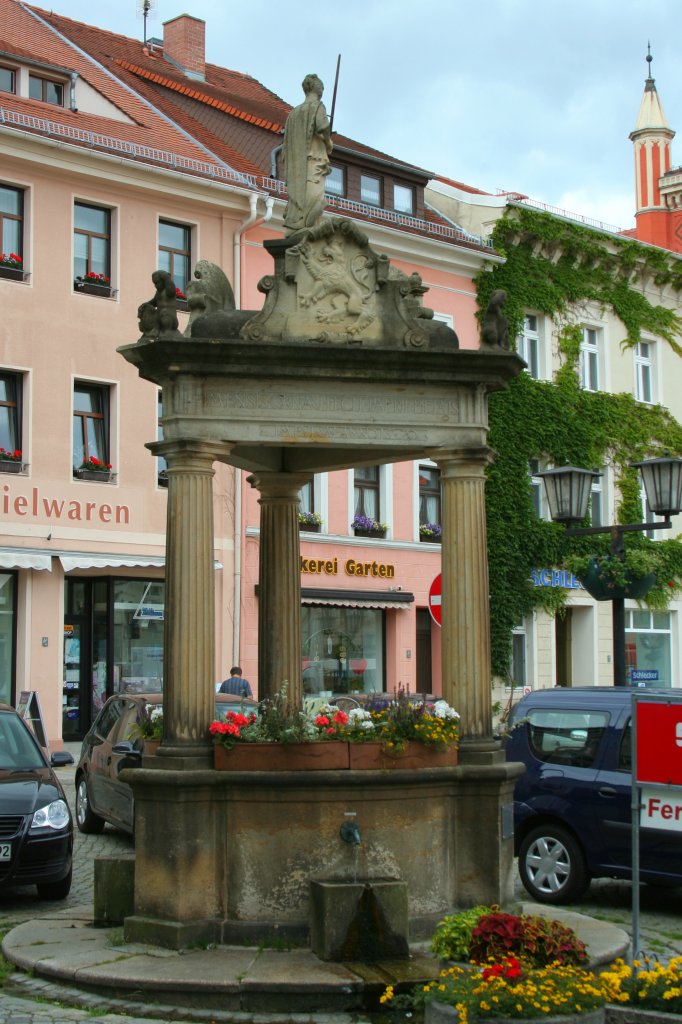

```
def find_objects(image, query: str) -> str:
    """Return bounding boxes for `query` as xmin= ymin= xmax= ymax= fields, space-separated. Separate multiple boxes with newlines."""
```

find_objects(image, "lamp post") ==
xmin=538 ymin=456 xmax=682 ymax=686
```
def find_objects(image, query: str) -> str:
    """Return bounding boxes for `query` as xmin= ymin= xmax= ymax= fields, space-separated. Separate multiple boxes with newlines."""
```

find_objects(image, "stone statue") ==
xmin=137 ymin=270 xmax=181 ymax=339
xmin=283 ymin=74 xmax=333 ymax=236
xmin=481 ymin=289 xmax=510 ymax=349
xmin=184 ymin=259 xmax=236 ymax=337
xmin=183 ymin=258 xmax=236 ymax=337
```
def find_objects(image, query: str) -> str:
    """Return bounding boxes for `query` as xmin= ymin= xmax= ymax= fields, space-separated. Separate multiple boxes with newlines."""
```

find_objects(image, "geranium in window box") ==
xmin=0 ymin=253 xmax=25 ymax=281
xmin=351 ymin=514 xmax=387 ymax=538
xmin=175 ymin=286 xmax=189 ymax=312
xmin=419 ymin=522 xmax=442 ymax=542
xmin=74 ymin=456 xmax=112 ymax=481
xmin=298 ymin=511 xmax=322 ymax=532
xmin=0 ymin=447 xmax=23 ymax=473
xmin=74 ymin=272 xmax=112 ymax=297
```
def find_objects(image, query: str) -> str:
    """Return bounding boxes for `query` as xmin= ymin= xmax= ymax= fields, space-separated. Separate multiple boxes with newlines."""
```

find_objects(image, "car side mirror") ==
xmin=50 ymin=751 xmax=74 ymax=767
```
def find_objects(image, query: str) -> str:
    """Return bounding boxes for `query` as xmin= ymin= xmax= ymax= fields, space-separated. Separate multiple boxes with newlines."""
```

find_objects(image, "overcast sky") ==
xmin=33 ymin=0 xmax=682 ymax=231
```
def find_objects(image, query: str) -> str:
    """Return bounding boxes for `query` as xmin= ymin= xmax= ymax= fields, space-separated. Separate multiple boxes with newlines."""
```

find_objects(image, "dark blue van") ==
xmin=505 ymin=687 xmax=682 ymax=904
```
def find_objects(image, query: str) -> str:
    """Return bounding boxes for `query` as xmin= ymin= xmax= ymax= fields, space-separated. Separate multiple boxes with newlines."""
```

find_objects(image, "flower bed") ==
xmin=213 ymin=738 xmax=458 ymax=771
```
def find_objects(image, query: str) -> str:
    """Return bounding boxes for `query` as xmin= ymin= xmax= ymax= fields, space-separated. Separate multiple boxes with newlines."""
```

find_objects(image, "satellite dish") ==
xmin=136 ymin=0 xmax=157 ymax=45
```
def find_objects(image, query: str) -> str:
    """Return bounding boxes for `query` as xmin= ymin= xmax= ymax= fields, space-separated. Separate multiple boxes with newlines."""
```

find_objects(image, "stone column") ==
xmin=435 ymin=446 xmax=500 ymax=761
xmin=247 ymin=471 xmax=312 ymax=708
xmin=148 ymin=438 xmax=233 ymax=767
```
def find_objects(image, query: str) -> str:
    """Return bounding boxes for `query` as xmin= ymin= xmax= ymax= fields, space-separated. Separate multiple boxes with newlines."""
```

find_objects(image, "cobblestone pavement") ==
xmin=2 ymin=748 xmax=682 ymax=1023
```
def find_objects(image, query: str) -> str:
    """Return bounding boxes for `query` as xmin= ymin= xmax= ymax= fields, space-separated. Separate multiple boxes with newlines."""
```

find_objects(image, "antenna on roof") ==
xmin=137 ymin=0 xmax=157 ymax=46
xmin=329 ymin=54 xmax=341 ymax=134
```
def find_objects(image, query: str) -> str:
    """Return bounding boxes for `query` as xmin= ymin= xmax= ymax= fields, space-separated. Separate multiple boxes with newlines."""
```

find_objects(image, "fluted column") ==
xmin=148 ymin=438 xmax=233 ymax=765
xmin=247 ymin=471 xmax=312 ymax=708
xmin=436 ymin=446 xmax=498 ymax=757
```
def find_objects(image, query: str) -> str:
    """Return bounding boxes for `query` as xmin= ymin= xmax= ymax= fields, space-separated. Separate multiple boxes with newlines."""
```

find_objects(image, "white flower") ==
xmin=360 ymin=720 xmax=375 ymax=731
xmin=348 ymin=708 xmax=372 ymax=724
xmin=150 ymin=706 xmax=163 ymax=722
xmin=433 ymin=700 xmax=459 ymax=720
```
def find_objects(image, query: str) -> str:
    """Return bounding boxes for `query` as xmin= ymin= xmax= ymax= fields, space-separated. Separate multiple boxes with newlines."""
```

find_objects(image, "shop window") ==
xmin=29 ymin=73 xmax=63 ymax=106
xmin=302 ymin=605 xmax=384 ymax=696
xmin=393 ymin=183 xmax=414 ymax=215
xmin=360 ymin=174 xmax=382 ymax=206
xmin=326 ymin=165 xmax=345 ymax=196
xmin=0 ymin=573 xmax=16 ymax=704
xmin=635 ymin=341 xmax=654 ymax=404
xmin=0 ymin=67 xmax=15 ymax=94
xmin=158 ymin=220 xmax=191 ymax=299
xmin=73 ymin=381 xmax=109 ymax=473
xmin=0 ymin=372 xmax=21 ymax=455
xmin=114 ymin=579 xmax=165 ymax=693
xmin=0 ymin=184 xmax=24 ymax=271
xmin=625 ymin=609 xmax=672 ymax=687
xmin=354 ymin=465 xmax=381 ymax=521
xmin=74 ymin=202 xmax=111 ymax=294
xmin=580 ymin=326 xmax=600 ymax=392
xmin=418 ymin=465 xmax=441 ymax=531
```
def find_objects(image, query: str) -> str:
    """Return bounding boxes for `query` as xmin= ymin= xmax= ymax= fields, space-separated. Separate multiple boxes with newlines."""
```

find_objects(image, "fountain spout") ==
xmin=340 ymin=820 xmax=361 ymax=845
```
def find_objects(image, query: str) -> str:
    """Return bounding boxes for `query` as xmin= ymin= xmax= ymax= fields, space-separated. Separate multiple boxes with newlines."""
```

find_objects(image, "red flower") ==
xmin=315 ymin=715 xmax=330 ymax=727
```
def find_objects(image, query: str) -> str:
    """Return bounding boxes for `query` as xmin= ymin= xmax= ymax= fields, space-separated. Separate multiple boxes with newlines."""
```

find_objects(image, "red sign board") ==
xmin=428 ymin=573 xmax=442 ymax=627
xmin=636 ymin=701 xmax=682 ymax=786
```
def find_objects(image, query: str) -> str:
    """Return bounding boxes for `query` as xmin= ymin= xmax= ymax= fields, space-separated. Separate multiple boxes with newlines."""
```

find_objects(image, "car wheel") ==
xmin=518 ymin=824 xmax=589 ymax=904
xmin=75 ymin=774 xmax=105 ymax=834
xmin=37 ymin=867 xmax=72 ymax=901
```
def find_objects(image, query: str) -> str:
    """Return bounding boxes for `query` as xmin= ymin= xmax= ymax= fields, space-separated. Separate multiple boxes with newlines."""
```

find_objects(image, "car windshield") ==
xmin=0 ymin=712 xmax=45 ymax=770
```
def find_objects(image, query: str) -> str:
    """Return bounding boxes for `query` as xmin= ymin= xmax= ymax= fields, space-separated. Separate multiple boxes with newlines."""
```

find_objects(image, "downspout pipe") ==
xmin=231 ymin=191 xmax=274 ymax=672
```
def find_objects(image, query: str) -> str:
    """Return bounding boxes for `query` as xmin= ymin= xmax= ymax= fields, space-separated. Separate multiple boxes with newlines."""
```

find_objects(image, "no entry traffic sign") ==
xmin=428 ymin=573 xmax=442 ymax=627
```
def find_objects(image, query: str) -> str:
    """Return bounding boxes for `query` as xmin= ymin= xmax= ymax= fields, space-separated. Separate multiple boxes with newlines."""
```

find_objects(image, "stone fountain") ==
xmin=116 ymin=74 xmax=525 ymax=950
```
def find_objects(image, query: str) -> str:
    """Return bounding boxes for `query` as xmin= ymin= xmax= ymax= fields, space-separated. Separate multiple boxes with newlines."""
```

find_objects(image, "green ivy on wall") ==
xmin=475 ymin=207 xmax=682 ymax=677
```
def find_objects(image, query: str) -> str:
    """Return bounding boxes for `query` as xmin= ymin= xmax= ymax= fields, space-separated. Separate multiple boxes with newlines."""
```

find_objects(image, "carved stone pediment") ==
xmin=240 ymin=218 xmax=456 ymax=349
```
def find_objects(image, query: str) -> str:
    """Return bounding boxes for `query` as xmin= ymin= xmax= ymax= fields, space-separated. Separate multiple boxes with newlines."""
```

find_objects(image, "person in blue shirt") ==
xmin=219 ymin=666 xmax=253 ymax=698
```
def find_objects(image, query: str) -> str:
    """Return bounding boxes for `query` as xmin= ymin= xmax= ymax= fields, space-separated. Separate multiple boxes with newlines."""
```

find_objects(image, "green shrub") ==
xmin=430 ymin=905 xmax=493 ymax=961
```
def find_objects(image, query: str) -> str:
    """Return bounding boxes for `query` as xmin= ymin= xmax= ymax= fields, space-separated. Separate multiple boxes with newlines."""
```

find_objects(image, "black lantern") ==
xmin=631 ymin=455 xmax=682 ymax=518
xmin=536 ymin=466 xmax=602 ymax=525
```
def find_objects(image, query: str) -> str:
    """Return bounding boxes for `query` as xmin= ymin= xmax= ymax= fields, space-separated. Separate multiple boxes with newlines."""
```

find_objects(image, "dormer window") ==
xmin=393 ymin=183 xmax=414 ymax=215
xmin=29 ymin=73 xmax=63 ymax=106
xmin=360 ymin=174 xmax=381 ymax=206
xmin=0 ymin=67 xmax=15 ymax=94
xmin=326 ymin=165 xmax=345 ymax=197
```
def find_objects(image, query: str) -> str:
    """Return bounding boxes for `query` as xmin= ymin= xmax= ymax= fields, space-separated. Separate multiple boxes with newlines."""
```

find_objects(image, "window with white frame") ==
xmin=393 ymin=183 xmax=414 ymax=215
xmin=433 ymin=312 xmax=454 ymax=329
xmin=635 ymin=341 xmax=654 ymax=404
xmin=625 ymin=609 xmax=672 ymax=687
xmin=590 ymin=477 xmax=603 ymax=528
xmin=580 ymin=327 xmax=600 ymax=391
xmin=510 ymin=616 xmax=527 ymax=688
xmin=73 ymin=381 xmax=110 ymax=474
xmin=325 ymin=165 xmax=345 ymax=196
xmin=640 ymin=481 xmax=656 ymax=540
xmin=518 ymin=314 xmax=541 ymax=379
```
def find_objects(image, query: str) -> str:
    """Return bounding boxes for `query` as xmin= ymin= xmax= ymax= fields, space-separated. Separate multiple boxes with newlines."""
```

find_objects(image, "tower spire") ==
xmin=630 ymin=44 xmax=675 ymax=247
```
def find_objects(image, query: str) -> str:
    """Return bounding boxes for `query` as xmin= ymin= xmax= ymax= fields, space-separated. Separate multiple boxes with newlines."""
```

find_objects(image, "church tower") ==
xmin=630 ymin=47 xmax=677 ymax=250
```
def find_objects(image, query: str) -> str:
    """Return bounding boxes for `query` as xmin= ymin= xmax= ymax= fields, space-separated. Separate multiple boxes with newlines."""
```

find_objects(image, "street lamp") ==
xmin=538 ymin=456 xmax=682 ymax=687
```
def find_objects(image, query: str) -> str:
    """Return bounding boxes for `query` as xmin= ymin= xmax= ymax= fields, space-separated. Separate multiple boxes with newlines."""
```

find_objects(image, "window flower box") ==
xmin=298 ymin=511 xmax=322 ymax=532
xmin=0 ymin=265 xmax=25 ymax=282
xmin=0 ymin=449 xmax=23 ymax=473
xmin=352 ymin=515 xmax=387 ymax=539
xmin=213 ymin=740 xmax=458 ymax=771
xmin=420 ymin=523 xmax=442 ymax=543
xmin=74 ymin=456 xmax=113 ymax=482
xmin=74 ymin=274 xmax=113 ymax=298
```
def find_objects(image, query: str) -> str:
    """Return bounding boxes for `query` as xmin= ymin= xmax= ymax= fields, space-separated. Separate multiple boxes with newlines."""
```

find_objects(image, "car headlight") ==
xmin=30 ymin=799 xmax=71 ymax=833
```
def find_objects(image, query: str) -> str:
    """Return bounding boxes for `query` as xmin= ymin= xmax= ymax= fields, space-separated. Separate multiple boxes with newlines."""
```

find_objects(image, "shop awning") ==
xmin=300 ymin=588 xmax=414 ymax=609
xmin=59 ymin=554 xmax=223 ymax=571
xmin=0 ymin=550 xmax=52 ymax=571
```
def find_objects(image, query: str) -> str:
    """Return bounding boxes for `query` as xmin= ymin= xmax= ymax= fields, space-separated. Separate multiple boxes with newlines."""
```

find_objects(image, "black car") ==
xmin=505 ymin=686 xmax=682 ymax=904
xmin=75 ymin=692 xmax=258 ymax=834
xmin=0 ymin=703 xmax=74 ymax=899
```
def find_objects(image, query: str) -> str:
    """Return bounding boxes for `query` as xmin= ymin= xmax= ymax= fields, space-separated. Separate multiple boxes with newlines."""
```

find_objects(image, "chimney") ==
xmin=163 ymin=15 xmax=205 ymax=80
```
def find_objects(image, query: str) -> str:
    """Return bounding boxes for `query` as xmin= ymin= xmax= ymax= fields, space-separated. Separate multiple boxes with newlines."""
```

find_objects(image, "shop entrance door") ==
xmin=555 ymin=609 xmax=573 ymax=687
xmin=62 ymin=616 xmax=90 ymax=741
xmin=416 ymin=608 xmax=433 ymax=694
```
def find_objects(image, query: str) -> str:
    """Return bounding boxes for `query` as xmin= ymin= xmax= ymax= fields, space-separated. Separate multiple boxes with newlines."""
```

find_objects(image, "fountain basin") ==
xmin=310 ymin=878 xmax=408 ymax=961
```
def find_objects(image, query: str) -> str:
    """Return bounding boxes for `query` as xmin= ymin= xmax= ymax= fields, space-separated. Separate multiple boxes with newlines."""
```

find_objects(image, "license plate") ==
xmin=0 ymin=843 xmax=10 ymax=861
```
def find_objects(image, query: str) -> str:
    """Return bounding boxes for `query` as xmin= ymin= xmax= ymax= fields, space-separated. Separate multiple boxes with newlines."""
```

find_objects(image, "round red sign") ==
xmin=428 ymin=573 xmax=442 ymax=627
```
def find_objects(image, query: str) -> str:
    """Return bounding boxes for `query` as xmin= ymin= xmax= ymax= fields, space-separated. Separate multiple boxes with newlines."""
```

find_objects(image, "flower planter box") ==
xmin=580 ymin=559 xmax=656 ymax=601
xmin=214 ymin=740 xmax=458 ymax=771
xmin=0 ymin=265 xmax=25 ymax=281
xmin=349 ymin=741 xmax=458 ymax=769
xmin=74 ymin=469 xmax=111 ymax=482
xmin=0 ymin=460 xmax=22 ymax=473
xmin=420 ymin=534 xmax=442 ymax=543
xmin=299 ymin=522 xmax=321 ymax=532
xmin=74 ymin=281 xmax=113 ymax=298
xmin=353 ymin=527 xmax=386 ymax=539
xmin=176 ymin=298 xmax=189 ymax=312
xmin=214 ymin=741 xmax=350 ymax=771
